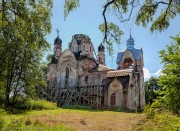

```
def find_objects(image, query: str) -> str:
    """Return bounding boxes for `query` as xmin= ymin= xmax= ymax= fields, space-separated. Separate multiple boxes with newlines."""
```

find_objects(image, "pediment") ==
xmin=109 ymin=79 xmax=123 ymax=92
xmin=57 ymin=49 xmax=77 ymax=70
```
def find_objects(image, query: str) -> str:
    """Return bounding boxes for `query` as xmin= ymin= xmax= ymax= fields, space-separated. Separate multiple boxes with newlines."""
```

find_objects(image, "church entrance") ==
xmin=110 ymin=93 xmax=116 ymax=106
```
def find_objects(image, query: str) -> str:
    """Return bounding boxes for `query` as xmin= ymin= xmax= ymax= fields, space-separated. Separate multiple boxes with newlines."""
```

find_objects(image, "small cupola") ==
xmin=98 ymin=43 xmax=105 ymax=52
xmin=54 ymin=36 xmax=62 ymax=45
xmin=97 ymin=43 xmax=106 ymax=65
xmin=54 ymin=29 xmax=62 ymax=45
xmin=54 ymin=29 xmax=62 ymax=60
xmin=126 ymin=34 xmax=134 ymax=49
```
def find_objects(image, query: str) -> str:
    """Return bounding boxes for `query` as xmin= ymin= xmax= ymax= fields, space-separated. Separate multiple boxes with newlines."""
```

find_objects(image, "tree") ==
xmin=145 ymin=77 xmax=161 ymax=104
xmin=0 ymin=0 xmax=52 ymax=105
xmin=159 ymin=34 xmax=180 ymax=114
xmin=64 ymin=0 xmax=180 ymax=54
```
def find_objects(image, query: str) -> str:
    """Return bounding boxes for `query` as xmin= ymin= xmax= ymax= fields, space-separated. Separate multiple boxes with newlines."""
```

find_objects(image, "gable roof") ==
xmin=116 ymin=48 xmax=142 ymax=63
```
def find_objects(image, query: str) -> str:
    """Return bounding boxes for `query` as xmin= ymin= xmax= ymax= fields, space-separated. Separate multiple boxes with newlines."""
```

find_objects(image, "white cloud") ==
xmin=143 ymin=68 xmax=152 ymax=79
xmin=153 ymin=69 xmax=162 ymax=77
xmin=143 ymin=68 xmax=162 ymax=80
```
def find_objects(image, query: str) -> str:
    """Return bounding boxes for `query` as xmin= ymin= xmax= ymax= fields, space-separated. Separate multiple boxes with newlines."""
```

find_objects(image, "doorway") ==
xmin=110 ymin=93 xmax=116 ymax=106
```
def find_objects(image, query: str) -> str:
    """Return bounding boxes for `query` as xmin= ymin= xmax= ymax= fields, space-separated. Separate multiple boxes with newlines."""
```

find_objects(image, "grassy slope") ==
xmin=1 ymin=108 xmax=180 ymax=131
xmin=28 ymin=109 xmax=143 ymax=131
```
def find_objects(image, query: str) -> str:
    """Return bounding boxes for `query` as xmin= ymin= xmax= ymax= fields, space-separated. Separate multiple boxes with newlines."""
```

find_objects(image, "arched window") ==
xmin=123 ymin=58 xmax=133 ymax=69
xmin=65 ymin=67 xmax=69 ymax=86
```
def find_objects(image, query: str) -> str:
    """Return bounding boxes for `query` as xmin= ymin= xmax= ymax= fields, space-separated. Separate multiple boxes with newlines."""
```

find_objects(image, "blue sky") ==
xmin=45 ymin=0 xmax=180 ymax=80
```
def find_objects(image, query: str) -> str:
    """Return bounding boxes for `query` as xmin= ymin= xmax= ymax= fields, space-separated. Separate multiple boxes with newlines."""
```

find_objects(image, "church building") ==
xmin=46 ymin=33 xmax=145 ymax=110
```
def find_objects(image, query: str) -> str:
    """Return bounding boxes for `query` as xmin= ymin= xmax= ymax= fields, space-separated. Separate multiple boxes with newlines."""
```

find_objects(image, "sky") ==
xmin=45 ymin=0 xmax=180 ymax=81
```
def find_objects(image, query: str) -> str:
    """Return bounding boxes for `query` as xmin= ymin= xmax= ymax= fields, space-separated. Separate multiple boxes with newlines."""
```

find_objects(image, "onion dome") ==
xmin=98 ymin=43 xmax=105 ymax=51
xmin=126 ymin=34 xmax=134 ymax=49
xmin=54 ymin=36 xmax=62 ymax=45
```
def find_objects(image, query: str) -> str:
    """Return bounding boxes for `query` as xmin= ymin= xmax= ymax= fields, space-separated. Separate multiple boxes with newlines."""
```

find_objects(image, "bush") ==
xmin=144 ymin=104 xmax=155 ymax=119
xmin=29 ymin=99 xmax=57 ymax=110
xmin=6 ymin=97 xmax=31 ymax=113
xmin=5 ymin=98 xmax=57 ymax=113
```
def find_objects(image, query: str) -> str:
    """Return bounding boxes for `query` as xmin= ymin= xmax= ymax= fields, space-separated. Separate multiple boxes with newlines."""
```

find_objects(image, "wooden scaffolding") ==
xmin=37 ymin=78 xmax=103 ymax=108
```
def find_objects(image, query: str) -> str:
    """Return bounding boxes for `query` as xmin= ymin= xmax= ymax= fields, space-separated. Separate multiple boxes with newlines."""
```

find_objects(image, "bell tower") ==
xmin=97 ymin=43 xmax=105 ymax=65
xmin=54 ymin=29 xmax=62 ymax=60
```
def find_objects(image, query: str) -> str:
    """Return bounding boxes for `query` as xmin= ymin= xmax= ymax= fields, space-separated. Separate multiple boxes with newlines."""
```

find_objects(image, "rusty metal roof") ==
xmin=107 ymin=69 xmax=133 ymax=77
xmin=90 ymin=64 xmax=114 ymax=72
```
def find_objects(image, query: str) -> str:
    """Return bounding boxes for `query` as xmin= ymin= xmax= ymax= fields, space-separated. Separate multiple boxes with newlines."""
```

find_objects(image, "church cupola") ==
xmin=97 ymin=43 xmax=106 ymax=65
xmin=54 ymin=29 xmax=62 ymax=59
xmin=126 ymin=33 xmax=134 ymax=49
xmin=54 ymin=36 xmax=62 ymax=45
xmin=69 ymin=34 xmax=94 ymax=58
xmin=98 ymin=43 xmax=105 ymax=52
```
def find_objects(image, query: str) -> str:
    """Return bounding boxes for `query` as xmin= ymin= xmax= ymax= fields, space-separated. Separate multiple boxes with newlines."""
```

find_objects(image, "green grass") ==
xmin=29 ymin=99 xmax=57 ymax=110
xmin=0 ymin=107 xmax=179 ymax=131
xmin=0 ymin=111 xmax=74 ymax=131
xmin=4 ymin=99 xmax=57 ymax=114
xmin=134 ymin=110 xmax=180 ymax=131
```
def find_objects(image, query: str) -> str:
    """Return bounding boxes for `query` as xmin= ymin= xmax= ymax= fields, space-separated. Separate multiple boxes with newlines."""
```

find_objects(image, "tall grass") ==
xmin=5 ymin=98 xmax=57 ymax=113
xmin=135 ymin=103 xmax=180 ymax=130
xmin=29 ymin=99 xmax=57 ymax=110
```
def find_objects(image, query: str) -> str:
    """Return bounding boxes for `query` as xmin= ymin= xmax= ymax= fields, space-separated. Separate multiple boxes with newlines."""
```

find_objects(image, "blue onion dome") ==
xmin=98 ymin=43 xmax=105 ymax=51
xmin=54 ymin=36 xmax=62 ymax=45
xmin=126 ymin=34 xmax=134 ymax=49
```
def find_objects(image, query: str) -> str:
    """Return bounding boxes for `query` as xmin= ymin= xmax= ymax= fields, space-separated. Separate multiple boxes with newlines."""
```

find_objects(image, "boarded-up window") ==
xmin=110 ymin=93 xmax=116 ymax=106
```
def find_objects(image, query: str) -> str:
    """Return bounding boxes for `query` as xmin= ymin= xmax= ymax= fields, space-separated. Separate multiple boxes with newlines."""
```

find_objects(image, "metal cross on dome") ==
xmin=56 ymin=28 xmax=60 ymax=36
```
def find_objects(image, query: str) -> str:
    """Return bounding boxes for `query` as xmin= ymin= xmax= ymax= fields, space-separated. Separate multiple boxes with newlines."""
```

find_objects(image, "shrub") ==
xmin=6 ymin=97 xmax=31 ymax=113
xmin=144 ymin=104 xmax=155 ymax=119
xmin=5 ymin=98 xmax=57 ymax=113
xmin=29 ymin=99 xmax=57 ymax=110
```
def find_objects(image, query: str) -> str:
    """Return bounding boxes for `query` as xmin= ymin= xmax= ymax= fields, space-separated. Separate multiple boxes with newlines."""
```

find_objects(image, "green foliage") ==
xmin=63 ymin=0 xmax=180 ymax=51
xmin=99 ymin=22 xmax=123 ymax=54
xmin=64 ymin=0 xmax=80 ymax=20
xmin=137 ymin=110 xmax=180 ymax=130
xmin=0 ymin=0 xmax=52 ymax=106
xmin=144 ymin=104 xmax=155 ymax=119
xmin=47 ymin=54 xmax=55 ymax=63
xmin=145 ymin=77 xmax=162 ymax=104
xmin=0 ymin=118 xmax=5 ymax=131
xmin=136 ymin=0 xmax=179 ymax=32
xmin=158 ymin=34 xmax=180 ymax=114
xmin=141 ymin=99 xmax=180 ymax=130
xmin=5 ymin=97 xmax=31 ymax=113
xmin=136 ymin=0 xmax=157 ymax=27
xmin=29 ymin=99 xmax=57 ymax=110
xmin=0 ymin=108 xmax=6 ymax=130
xmin=5 ymin=98 xmax=57 ymax=113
